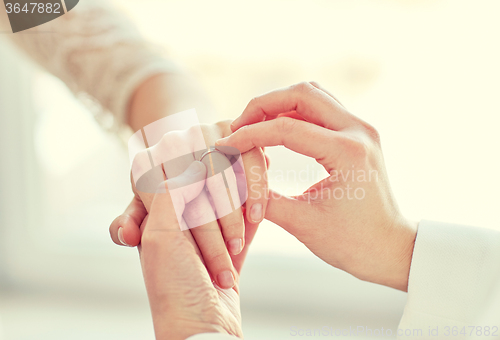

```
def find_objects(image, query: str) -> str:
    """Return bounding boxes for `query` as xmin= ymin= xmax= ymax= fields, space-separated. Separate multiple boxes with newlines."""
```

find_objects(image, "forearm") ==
xmin=127 ymin=73 xmax=216 ymax=132
xmin=4 ymin=0 xmax=197 ymax=128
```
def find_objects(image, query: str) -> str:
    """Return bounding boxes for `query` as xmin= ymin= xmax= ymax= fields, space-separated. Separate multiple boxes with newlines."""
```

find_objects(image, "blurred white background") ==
xmin=1 ymin=0 xmax=500 ymax=339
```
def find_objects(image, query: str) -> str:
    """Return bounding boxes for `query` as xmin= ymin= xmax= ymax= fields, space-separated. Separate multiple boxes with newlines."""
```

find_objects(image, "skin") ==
xmin=113 ymin=81 xmax=418 ymax=339
xmin=139 ymin=162 xmax=258 ymax=340
xmin=217 ymin=81 xmax=418 ymax=291
xmin=109 ymin=74 xmax=268 ymax=289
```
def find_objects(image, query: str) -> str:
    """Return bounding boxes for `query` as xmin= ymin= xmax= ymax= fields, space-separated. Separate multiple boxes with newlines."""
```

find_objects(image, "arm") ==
xmin=1 ymin=0 xmax=213 ymax=130
xmin=127 ymin=72 xmax=215 ymax=131
xmin=2 ymin=1 xmax=270 ymax=287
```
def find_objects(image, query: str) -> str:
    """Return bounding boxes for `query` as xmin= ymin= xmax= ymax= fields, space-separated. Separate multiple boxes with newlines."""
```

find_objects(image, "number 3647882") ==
xmin=5 ymin=3 xmax=61 ymax=14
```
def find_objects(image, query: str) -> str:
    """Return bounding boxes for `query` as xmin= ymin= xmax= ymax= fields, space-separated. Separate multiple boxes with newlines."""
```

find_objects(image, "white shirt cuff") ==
xmin=398 ymin=220 xmax=500 ymax=338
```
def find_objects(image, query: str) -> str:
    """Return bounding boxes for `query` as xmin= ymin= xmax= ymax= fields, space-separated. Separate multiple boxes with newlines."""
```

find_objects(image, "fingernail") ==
xmin=215 ymin=136 xmax=229 ymax=146
xmin=186 ymin=161 xmax=205 ymax=174
xmin=217 ymin=270 xmax=235 ymax=288
xmin=250 ymin=203 xmax=263 ymax=223
xmin=118 ymin=227 xmax=130 ymax=247
xmin=227 ymin=238 xmax=243 ymax=255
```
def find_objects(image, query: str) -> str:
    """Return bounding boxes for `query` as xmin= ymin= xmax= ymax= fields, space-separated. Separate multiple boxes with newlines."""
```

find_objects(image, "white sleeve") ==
xmin=1 ymin=0 xmax=178 ymax=127
xmin=186 ymin=334 xmax=240 ymax=340
xmin=398 ymin=220 xmax=500 ymax=339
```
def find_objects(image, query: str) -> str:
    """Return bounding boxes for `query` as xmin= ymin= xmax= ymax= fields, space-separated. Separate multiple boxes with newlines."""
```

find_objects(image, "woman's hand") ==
xmin=110 ymin=120 xmax=268 ymax=289
xmin=217 ymin=82 xmax=418 ymax=291
xmin=139 ymin=161 xmax=257 ymax=340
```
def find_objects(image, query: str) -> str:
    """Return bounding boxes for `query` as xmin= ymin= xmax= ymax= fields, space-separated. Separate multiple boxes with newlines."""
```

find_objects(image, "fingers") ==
xmin=198 ymin=124 xmax=248 ymax=256
xmin=146 ymin=162 xmax=207 ymax=230
xmin=230 ymin=81 xmax=355 ymax=132
xmin=140 ymin=143 xmax=240 ymax=288
xmin=230 ymin=219 xmax=259 ymax=277
xmin=139 ymin=168 xmax=214 ymax=328
xmin=165 ymin=161 xmax=208 ymax=226
xmin=130 ymin=123 xmax=252 ymax=289
xmin=201 ymin=151 xmax=245 ymax=256
xmin=131 ymin=154 xmax=165 ymax=212
xmin=239 ymin=147 xmax=268 ymax=224
xmin=184 ymin=193 xmax=237 ymax=289
xmin=264 ymin=189 xmax=313 ymax=241
xmin=142 ymin=162 xmax=207 ymax=262
xmin=218 ymin=117 xmax=349 ymax=171
xmin=109 ymin=196 xmax=146 ymax=247
xmin=162 ymin=159 xmax=238 ymax=288
xmin=132 ymin=129 xmax=196 ymax=212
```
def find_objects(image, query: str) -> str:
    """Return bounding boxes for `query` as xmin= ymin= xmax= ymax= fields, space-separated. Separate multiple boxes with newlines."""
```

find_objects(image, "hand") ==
xmin=216 ymin=82 xmax=418 ymax=291
xmin=139 ymin=161 xmax=257 ymax=340
xmin=110 ymin=120 xmax=268 ymax=289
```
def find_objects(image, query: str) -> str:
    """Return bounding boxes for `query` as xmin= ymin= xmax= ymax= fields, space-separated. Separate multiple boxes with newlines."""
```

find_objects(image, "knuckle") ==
xmin=221 ymin=222 xmax=243 ymax=233
xmin=277 ymin=117 xmax=298 ymax=134
xmin=155 ymin=131 xmax=192 ymax=161
xmin=159 ymin=131 xmax=182 ymax=150
xmin=184 ymin=207 xmax=206 ymax=223
xmin=341 ymin=136 xmax=369 ymax=160
xmin=241 ymin=149 xmax=261 ymax=166
xmin=248 ymin=187 xmax=264 ymax=201
xmin=206 ymin=250 xmax=229 ymax=264
xmin=206 ymin=176 xmax=226 ymax=193
xmin=248 ymin=96 xmax=260 ymax=108
xmin=159 ymin=131 xmax=173 ymax=145
xmin=134 ymin=148 xmax=149 ymax=161
xmin=361 ymin=122 xmax=381 ymax=144
xmin=197 ymin=123 xmax=211 ymax=137
xmin=192 ymin=124 xmax=214 ymax=147
xmin=156 ymin=136 xmax=173 ymax=156
xmin=292 ymin=81 xmax=315 ymax=93
xmin=215 ymin=120 xmax=232 ymax=135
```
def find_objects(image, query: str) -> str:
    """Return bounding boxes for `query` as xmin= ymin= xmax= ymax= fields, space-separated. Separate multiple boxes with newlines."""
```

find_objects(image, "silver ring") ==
xmin=198 ymin=147 xmax=226 ymax=163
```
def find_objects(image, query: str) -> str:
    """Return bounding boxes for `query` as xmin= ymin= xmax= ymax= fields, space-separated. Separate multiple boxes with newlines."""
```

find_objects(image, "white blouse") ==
xmin=0 ymin=0 xmax=177 ymax=127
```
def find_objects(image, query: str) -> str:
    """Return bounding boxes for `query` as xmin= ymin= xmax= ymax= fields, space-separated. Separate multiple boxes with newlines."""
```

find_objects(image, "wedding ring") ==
xmin=198 ymin=147 xmax=226 ymax=163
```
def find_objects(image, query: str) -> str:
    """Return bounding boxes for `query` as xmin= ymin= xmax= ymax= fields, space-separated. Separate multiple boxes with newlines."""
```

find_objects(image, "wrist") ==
xmin=126 ymin=73 xmax=214 ymax=132
xmin=379 ymin=217 xmax=418 ymax=291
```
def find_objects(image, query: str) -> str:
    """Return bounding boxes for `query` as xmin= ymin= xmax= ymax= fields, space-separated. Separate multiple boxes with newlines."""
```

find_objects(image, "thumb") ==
xmin=264 ymin=189 xmax=313 ymax=238
xmin=147 ymin=161 xmax=207 ymax=232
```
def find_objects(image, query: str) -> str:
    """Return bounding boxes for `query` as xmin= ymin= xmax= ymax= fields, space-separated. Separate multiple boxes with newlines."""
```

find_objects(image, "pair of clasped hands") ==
xmin=109 ymin=82 xmax=418 ymax=340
